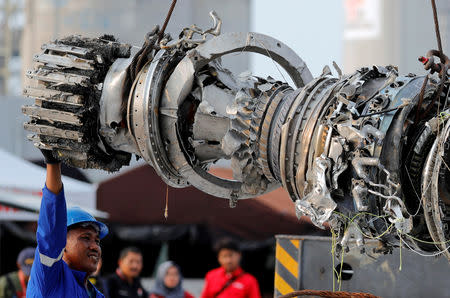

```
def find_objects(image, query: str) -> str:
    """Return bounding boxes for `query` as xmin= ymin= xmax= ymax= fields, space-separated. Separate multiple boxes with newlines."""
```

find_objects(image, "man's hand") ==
xmin=40 ymin=149 xmax=60 ymax=164
xmin=40 ymin=149 xmax=63 ymax=194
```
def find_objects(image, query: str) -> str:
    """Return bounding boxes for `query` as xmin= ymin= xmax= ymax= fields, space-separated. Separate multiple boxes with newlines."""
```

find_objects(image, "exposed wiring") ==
xmin=400 ymin=232 xmax=450 ymax=257
xmin=252 ymin=35 xmax=289 ymax=84
xmin=404 ymin=230 xmax=450 ymax=245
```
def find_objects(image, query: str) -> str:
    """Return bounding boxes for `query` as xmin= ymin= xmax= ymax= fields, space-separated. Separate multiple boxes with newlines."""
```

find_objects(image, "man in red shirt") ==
xmin=201 ymin=238 xmax=261 ymax=298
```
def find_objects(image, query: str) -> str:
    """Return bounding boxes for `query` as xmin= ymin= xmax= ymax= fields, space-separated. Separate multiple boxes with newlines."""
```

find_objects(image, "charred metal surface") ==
xmin=23 ymin=35 xmax=132 ymax=171
xmin=23 ymin=11 xmax=450 ymax=261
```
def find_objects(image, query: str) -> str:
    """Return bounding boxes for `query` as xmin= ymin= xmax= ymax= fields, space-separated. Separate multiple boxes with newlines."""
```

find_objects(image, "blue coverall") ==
xmin=26 ymin=185 xmax=104 ymax=297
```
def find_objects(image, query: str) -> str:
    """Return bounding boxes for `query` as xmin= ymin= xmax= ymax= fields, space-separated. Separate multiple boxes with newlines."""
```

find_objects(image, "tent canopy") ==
xmin=97 ymin=165 xmax=323 ymax=240
xmin=0 ymin=148 xmax=107 ymax=220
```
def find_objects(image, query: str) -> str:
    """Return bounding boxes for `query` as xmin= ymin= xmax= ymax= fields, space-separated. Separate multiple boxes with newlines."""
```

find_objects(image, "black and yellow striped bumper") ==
xmin=274 ymin=236 xmax=300 ymax=296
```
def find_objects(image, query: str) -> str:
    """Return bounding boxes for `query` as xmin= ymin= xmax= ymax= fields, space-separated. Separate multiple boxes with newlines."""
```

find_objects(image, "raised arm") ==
xmin=37 ymin=149 xmax=67 ymax=263
xmin=27 ymin=150 xmax=67 ymax=295
xmin=45 ymin=163 xmax=62 ymax=194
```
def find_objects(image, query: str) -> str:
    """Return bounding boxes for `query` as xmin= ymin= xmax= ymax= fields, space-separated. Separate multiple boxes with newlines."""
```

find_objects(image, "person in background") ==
xmin=0 ymin=247 xmax=35 ymax=298
xmin=104 ymin=247 xmax=148 ymax=298
xmin=200 ymin=238 xmax=260 ymax=298
xmin=149 ymin=261 xmax=194 ymax=298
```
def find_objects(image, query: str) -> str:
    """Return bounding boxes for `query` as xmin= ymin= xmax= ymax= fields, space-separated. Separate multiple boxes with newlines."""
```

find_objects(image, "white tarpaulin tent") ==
xmin=0 ymin=148 xmax=107 ymax=221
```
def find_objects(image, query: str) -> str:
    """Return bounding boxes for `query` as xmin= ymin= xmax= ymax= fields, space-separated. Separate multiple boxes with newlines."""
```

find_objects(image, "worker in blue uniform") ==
xmin=27 ymin=150 xmax=109 ymax=297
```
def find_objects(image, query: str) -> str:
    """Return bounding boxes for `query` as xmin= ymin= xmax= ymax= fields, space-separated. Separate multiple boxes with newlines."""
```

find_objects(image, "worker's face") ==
xmin=164 ymin=266 xmax=180 ymax=289
xmin=118 ymin=252 xmax=143 ymax=279
xmin=64 ymin=227 xmax=101 ymax=275
xmin=218 ymin=249 xmax=241 ymax=273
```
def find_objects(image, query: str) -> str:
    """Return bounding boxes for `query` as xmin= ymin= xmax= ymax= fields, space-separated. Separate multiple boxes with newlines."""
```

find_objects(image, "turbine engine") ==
xmin=23 ymin=12 xmax=450 ymax=260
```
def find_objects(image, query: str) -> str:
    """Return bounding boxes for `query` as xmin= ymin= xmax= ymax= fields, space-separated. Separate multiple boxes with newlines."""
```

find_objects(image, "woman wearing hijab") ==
xmin=150 ymin=261 xmax=195 ymax=298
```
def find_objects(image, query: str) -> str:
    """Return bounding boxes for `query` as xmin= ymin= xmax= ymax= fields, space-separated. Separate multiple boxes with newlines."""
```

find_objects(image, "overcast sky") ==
xmin=249 ymin=0 xmax=344 ymax=81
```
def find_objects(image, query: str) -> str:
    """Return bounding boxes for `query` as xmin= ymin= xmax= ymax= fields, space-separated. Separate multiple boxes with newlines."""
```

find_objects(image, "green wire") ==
xmin=338 ymin=244 xmax=345 ymax=291
xmin=335 ymin=210 xmax=450 ymax=246
xmin=331 ymin=229 xmax=336 ymax=292
xmin=403 ymin=232 xmax=450 ymax=245
xmin=399 ymin=233 xmax=403 ymax=271
xmin=332 ymin=211 xmax=392 ymax=239
xmin=329 ymin=203 xmax=450 ymax=277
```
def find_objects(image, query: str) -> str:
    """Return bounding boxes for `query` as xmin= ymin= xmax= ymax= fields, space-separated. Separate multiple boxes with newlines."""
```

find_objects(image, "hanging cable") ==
xmin=121 ymin=0 xmax=178 ymax=120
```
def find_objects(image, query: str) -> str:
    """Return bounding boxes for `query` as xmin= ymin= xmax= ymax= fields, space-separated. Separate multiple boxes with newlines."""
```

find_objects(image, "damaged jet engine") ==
xmin=23 ymin=12 xmax=450 ymax=261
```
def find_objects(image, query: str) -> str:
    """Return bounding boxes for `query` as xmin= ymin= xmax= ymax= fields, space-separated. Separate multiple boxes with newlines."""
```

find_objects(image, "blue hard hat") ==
xmin=67 ymin=207 xmax=108 ymax=239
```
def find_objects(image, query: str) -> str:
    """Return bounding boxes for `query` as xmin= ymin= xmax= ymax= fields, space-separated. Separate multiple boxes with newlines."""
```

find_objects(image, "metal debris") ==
xmin=23 ymin=11 xmax=450 ymax=261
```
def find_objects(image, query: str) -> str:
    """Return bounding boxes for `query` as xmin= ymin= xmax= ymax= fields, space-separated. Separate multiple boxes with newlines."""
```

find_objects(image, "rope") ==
xmin=120 ymin=0 xmax=178 ymax=119
xmin=279 ymin=290 xmax=381 ymax=298
xmin=120 ymin=29 xmax=159 ymax=118
xmin=164 ymin=185 xmax=169 ymax=219
xmin=430 ymin=0 xmax=443 ymax=54
xmin=416 ymin=0 xmax=448 ymax=121
xmin=158 ymin=0 xmax=177 ymax=42
xmin=414 ymin=75 xmax=428 ymax=124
